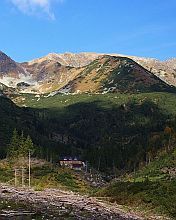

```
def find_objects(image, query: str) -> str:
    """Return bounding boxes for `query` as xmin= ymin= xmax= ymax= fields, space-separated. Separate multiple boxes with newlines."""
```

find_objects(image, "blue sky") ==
xmin=0 ymin=0 xmax=176 ymax=62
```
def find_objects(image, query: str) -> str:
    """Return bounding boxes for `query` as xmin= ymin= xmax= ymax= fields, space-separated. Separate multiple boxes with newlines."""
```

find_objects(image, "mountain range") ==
xmin=1 ymin=50 xmax=176 ymax=218
xmin=0 ymin=51 xmax=176 ymax=95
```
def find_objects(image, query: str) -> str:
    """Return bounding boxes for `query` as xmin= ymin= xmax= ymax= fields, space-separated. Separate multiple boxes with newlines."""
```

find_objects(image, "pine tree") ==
xmin=7 ymin=129 xmax=20 ymax=159
xmin=23 ymin=135 xmax=35 ymax=157
xmin=18 ymin=131 xmax=25 ymax=157
xmin=7 ymin=130 xmax=35 ymax=159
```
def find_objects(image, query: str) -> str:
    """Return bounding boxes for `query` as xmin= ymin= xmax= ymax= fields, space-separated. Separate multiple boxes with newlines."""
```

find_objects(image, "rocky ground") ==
xmin=0 ymin=184 xmax=172 ymax=220
xmin=0 ymin=184 xmax=143 ymax=220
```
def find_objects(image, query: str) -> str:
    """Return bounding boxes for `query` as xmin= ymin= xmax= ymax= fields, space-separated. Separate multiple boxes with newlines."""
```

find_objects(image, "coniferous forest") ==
xmin=1 ymin=92 xmax=176 ymax=173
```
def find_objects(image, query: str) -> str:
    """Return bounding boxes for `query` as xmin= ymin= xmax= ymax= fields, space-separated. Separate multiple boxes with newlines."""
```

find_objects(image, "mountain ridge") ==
xmin=57 ymin=55 xmax=176 ymax=94
xmin=0 ymin=51 xmax=176 ymax=94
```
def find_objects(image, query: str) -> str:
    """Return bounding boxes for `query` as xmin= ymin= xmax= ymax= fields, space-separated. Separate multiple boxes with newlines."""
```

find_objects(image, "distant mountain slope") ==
xmin=0 ymin=51 xmax=33 ymax=88
xmin=25 ymin=52 xmax=100 ymax=67
xmin=21 ymin=52 xmax=176 ymax=93
xmin=58 ymin=56 xmax=176 ymax=94
xmin=22 ymin=57 xmax=83 ymax=93
xmin=0 ymin=51 xmax=25 ymax=77
xmin=0 ymin=82 xmax=17 ymax=96
xmin=131 ymin=56 xmax=176 ymax=86
xmin=0 ymin=51 xmax=176 ymax=94
xmin=24 ymin=52 xmax=176 ymax=87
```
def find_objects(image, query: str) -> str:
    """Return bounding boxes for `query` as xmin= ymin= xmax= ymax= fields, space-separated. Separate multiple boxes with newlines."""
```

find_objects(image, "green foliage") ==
xmin=7 ymin=129 xmax=35 ymax=159
xmin=1 ymin=91 xmax=176 ymax=218
xmin=1 ymin=92 xmax=176 ymax=172
xmin=7 ymin=129 xmax=19 ymax=159
xmin=0 ymin=159 xmax=92 ymax=193
xmin=135 ymin=148 xmax=176 ymax=180
xmin=97 ymin=180 xmax=176 ymax=218
xmin=97 ymin=147 xmax=176 ymax=218
xmin=22 ymin=135 xmax=35 ymax=156
xmin=0 ymin=167 xmax=13 ymax=182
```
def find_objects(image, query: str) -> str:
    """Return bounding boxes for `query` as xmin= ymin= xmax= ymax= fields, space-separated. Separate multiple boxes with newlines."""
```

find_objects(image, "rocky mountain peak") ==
xmin=0 ymin=51 xmax=25 ymax=77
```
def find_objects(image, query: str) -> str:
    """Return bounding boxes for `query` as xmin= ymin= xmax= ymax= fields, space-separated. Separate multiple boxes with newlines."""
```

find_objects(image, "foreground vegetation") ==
xmin=97 ymin=148 xmax=176 ymax=218
xmin=0 ymin=159 xmax=92 ymax=193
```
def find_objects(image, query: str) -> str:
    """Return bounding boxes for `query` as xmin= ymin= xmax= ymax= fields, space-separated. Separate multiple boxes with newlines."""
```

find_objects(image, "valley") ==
xmin=0 ymin=51 xmax=176 ymax=219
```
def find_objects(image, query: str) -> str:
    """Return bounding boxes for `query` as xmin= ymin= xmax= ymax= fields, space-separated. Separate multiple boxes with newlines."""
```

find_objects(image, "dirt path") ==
xmin=0 ymin=184 xmax=144 ymax=219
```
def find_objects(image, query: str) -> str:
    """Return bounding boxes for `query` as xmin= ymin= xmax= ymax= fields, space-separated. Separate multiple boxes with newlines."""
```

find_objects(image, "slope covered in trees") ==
xmin=0 ymin=96 xmax=63 ymax=160
xmin=7 ymin=129 xmax=34 ymax=159
xmin=1 ymin=92 xmax=175 ymax=173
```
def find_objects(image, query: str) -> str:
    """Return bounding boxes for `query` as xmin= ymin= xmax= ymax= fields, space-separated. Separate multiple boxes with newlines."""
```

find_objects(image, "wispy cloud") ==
xmin=9 ymin=0 xmax=63 ymax=20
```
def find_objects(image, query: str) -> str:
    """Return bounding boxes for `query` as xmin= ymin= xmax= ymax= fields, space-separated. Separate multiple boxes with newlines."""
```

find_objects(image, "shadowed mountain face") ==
xmin=0 ymin=51 xmax=175 ymax=94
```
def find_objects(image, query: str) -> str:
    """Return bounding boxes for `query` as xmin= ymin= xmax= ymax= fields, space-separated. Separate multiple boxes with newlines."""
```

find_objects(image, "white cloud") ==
xmin=10 ymin=0 xmax=61 ymax=20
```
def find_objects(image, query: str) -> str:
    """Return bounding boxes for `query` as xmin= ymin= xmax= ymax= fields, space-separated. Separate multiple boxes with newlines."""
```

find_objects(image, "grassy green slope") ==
xmin=16 ymin=92 xmax=176 ymax=113
xmin=2 ymin=92 xmax=176 ymax=171
xmin=97 ymin=148 xmax=176 ymax=218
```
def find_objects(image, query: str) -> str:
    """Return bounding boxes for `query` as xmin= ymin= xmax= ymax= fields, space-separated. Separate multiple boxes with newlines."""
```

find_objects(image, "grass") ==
xmin=97 ymin=180 xmax=176 ymax=218
xmin=96 ymin=148 xmax=176 ymax=218
xmin=0 ymin=159 xmax=92 ymax=194
xmin=32 ymin=166 xmax=91 ymax=193
xmin=135 ymin=152 xmax=176 ymax=181
xmin=15 ymin=92 xmax=176 ymax=115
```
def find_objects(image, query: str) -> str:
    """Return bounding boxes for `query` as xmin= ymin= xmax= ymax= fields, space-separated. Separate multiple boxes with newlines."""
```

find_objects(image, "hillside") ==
xmin=0 ymin=51 xmax=176 ymax=94
xmin=22 ymin=57 xmax=84 ymax=93
xmin=0 ymin=51 xmax=176 ymax=219
xmin=97 ymin=148 xmax=176 ymax=218
xmin=21 ymin=52 xmax=176 ymax=91
xmin=24 ymin=52 xmax=100 ymax=68
xmin=58 ymin=56 xmax=176 ymax=94
xmin=23 ymin=52 xmax=176 ymax=88
xmin=0 ymin=95 xmax=64 ymax=160
xmin=1 ymin=92 xmax=176 ymax=219
xmin=0 ymin=51 xmax=34 ymax=88
xmin=2 ymin=92 xmax=174 ymax=173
